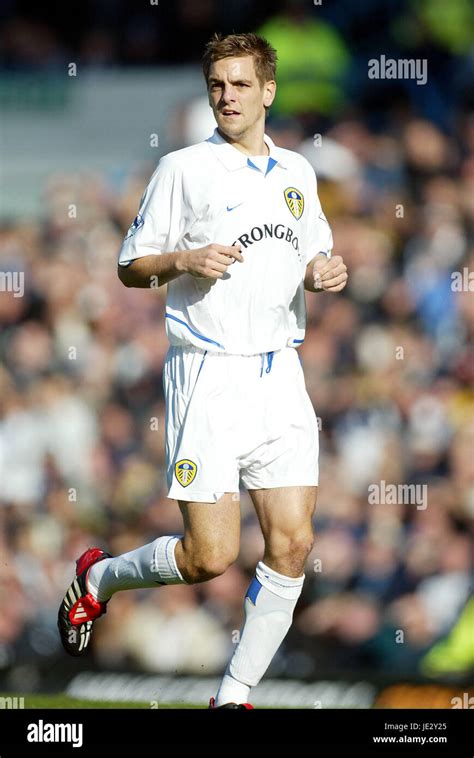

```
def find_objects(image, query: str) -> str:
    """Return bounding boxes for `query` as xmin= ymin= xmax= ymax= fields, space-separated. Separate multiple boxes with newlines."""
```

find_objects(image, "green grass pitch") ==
xmin=0 ymin=693 xmax=205 ymax=709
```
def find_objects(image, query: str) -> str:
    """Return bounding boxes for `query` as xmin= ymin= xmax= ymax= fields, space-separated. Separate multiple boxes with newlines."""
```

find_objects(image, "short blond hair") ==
xmin=202 ymin=32 xmax=277 ymax=87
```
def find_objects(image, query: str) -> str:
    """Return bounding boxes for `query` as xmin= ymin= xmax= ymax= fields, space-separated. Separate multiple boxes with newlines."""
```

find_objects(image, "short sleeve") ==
xmin=118 ymin=156 xmax=186 ymax=266
xmin=303 ymin=163 xmax=333 ymax=264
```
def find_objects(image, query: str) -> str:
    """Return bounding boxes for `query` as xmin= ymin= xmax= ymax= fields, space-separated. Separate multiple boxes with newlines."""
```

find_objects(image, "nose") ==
xmin=221 ymin=84 xmax=237 ymax=104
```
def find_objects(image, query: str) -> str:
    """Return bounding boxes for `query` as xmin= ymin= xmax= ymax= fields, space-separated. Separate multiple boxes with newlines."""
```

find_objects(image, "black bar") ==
xmin=0 ymin=708 xmax=472 ymax=755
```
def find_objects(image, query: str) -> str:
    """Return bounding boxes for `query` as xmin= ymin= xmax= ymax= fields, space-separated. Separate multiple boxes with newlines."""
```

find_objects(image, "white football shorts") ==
xmin=163 ymin=344 xmax=319 ymax=503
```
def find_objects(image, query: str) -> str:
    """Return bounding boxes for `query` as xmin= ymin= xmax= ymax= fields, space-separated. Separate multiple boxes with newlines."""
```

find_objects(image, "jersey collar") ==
xmin=206 ymin=128 xmax=287 ymax=172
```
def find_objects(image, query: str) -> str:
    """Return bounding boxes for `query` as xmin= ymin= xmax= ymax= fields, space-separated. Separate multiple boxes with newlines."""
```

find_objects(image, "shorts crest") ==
xmin=175 ymin=459 xmax=197 ymax=487
xmin=284 ymin=187 xmax=304 ymax=220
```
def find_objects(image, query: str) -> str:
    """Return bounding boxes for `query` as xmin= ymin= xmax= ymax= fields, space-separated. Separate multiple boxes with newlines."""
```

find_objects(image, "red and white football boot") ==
xmin=208 ymin=697 xmax=254 ymax=709
xmin=57 ymin=547 xmax=112 ymax=656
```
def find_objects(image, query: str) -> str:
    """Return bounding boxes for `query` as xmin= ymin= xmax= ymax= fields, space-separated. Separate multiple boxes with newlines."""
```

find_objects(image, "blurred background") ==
xmin=0 ymin=0 xmax=473 ymax=707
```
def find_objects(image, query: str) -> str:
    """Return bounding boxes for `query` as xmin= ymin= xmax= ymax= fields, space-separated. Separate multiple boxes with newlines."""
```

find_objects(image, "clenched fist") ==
xmin=313 ymin=254 xmax=348 ymax=293
xmin=183 ymin=243 xmax=244 ymax=280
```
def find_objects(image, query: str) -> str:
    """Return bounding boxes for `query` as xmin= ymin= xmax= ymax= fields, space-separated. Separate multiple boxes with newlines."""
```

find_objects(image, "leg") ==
xmin=251 ymin=485 xmax=317 ymax=576
xmin=60 ymin=343 xmax=243 ymax=657
xmin=88 ymin=493 xmax=240 ymax=600
xmin=175 ymin=494 xmax=241 ymax=583
xmin=215 ymin=486 xmax=317 ymax=706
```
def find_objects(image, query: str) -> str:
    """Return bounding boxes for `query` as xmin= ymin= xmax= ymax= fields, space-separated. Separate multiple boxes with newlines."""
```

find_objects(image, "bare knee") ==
xmin=182 ymin=546 xmax=238 ymax=584
xmin=264 ymin=531 xmax=314 ymax=576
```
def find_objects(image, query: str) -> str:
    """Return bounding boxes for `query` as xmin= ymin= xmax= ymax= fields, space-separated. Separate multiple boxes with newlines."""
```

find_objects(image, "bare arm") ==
xmin=118 ymin=252 xmax=185 ymax=288
xmin=117 ymin=243 xmax=244 ymax=288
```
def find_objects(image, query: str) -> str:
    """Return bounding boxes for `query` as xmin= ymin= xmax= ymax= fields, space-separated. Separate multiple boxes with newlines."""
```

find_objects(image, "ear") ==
xmin=263 ymin=80 xmax=276 ymax=109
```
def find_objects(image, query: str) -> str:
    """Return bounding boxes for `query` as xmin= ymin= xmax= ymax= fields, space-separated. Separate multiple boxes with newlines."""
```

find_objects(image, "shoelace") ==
xmin=260 ymin=351 xmax=274 ymax=377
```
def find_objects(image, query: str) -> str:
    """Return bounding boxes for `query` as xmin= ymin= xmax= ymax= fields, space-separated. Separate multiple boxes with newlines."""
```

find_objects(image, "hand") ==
xmin=182 ymin=243 xmax=244 ymax=280
xmin=313 ymin=254 xmax=348 ymax=292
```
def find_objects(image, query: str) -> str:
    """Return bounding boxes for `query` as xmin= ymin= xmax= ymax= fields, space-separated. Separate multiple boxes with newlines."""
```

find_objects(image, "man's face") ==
xmin=207 ymin=55 xmax=275 ymax=141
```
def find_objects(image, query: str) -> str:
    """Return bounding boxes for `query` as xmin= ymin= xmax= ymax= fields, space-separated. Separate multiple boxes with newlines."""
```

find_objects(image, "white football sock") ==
xmin=214 ymin=674 xmax=251 ymax=707
xmin=86 ymin=536 xmax=186 ymax=602
xmin=215 ymin=560 xmax=304 ymax=706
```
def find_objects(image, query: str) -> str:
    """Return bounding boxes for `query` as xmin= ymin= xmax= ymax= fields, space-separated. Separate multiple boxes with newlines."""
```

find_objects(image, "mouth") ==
xmin=221 ymin=110 xmax=241 ymax=117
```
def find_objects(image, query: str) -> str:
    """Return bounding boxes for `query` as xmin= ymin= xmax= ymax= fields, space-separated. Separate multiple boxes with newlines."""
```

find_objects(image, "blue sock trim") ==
xmin=245 ymin=577 xmax=262 ymax=605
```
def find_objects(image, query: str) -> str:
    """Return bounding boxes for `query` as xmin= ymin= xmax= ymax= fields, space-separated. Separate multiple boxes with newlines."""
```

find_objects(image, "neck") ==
xmin=218 ymin=126 xmax=269 ymax=157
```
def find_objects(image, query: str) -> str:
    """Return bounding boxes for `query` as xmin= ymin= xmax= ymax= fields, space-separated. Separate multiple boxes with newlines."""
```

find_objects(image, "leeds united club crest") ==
xmin=284 ymin=187 xmax=304 ymax=220
xmin=175 ymin=459 xmax=197 ymax=487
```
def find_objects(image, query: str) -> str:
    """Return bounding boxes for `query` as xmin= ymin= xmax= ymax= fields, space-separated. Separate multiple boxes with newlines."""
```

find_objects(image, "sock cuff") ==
xmin=255 ymin=560 xmax=304 ymax=600
xmin=152 ymin=536 xmax=186 ymax=584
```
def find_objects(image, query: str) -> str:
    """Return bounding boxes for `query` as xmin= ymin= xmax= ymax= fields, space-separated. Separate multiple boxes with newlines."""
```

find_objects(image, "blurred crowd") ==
xmin=2 ymin=0 xmax=474 ymax=129
xmin=0 ymin=0 xmax=473 ymax=685
xmin=1 ymin=105 xmax=472 ymax=680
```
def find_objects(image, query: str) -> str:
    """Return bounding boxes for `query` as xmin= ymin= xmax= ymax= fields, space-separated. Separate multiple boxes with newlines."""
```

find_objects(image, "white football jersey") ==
xmin=118 ymin=128 xmax=333 ymax=355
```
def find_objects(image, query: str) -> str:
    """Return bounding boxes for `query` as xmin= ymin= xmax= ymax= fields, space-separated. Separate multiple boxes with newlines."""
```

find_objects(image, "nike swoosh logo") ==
xmin=227 ymin=203 xmax=243 ymax=212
